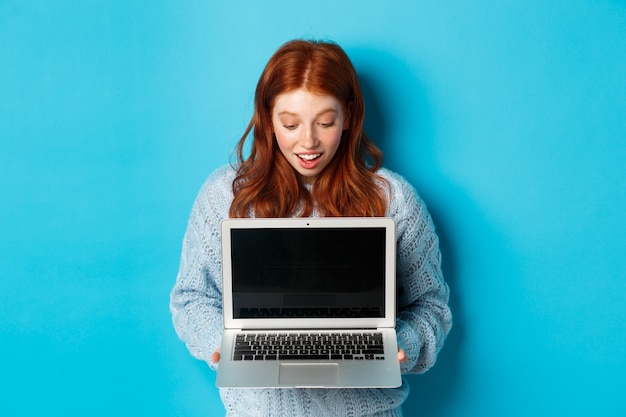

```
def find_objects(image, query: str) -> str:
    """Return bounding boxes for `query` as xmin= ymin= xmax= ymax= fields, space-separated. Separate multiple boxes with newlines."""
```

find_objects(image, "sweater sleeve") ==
xmin=387 ymin=172 xmax=453 ymax=374
xmin=169 ymin=169 xmax=232 ymax=371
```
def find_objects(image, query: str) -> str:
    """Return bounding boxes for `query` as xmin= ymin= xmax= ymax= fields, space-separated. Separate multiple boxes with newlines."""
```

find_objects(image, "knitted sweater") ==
xmin=170 ymin=165 xmax=452 ymax=417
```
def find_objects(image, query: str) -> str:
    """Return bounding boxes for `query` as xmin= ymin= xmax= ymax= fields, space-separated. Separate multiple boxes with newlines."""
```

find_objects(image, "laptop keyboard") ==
xmin=232 ymin=332 xmax=385 ymax=361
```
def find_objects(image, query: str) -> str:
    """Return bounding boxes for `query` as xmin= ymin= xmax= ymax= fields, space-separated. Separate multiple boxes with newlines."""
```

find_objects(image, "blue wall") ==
xmin=1 ymin=1 xmax=625 ymax=416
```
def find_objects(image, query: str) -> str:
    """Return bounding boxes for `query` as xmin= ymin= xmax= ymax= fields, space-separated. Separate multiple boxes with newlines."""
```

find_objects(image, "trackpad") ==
xmin=279 ymin=363 xmax=339 ymax=386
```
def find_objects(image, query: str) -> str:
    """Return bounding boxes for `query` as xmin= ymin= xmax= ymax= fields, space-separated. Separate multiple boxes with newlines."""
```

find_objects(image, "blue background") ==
xmin=1 ymin=1 xmax=625 ymax=416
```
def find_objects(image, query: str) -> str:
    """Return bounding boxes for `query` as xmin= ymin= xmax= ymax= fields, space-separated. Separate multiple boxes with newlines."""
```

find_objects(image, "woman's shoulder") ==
xmin=208 ymin=163 xmax=237 ymax=181
xmin=376 ymin=167 xmax=426 ymax=217
xmin=377 ymin=167 xmax=409 ymax=186
xmin=377 ymin=167 xmax=419 ymax=198
xmin=199 ymin=164 xmax=237 ymax=193
xmin=191 ymin=164 xmax=237 ymax=217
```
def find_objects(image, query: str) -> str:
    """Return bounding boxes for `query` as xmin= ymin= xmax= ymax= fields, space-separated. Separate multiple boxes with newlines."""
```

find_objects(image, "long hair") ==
xmin=229 ymin=39 xmax=388 ymax=218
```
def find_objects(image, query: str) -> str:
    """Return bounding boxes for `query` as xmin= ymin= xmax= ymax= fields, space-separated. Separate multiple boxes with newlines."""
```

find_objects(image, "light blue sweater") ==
xmin=170 ymin=165 xmax=452 ymax=417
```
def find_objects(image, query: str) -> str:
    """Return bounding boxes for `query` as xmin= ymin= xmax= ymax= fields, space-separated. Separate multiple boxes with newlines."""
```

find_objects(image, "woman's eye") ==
xmin=319 ymin=122 xmax=335 ymax=128
xmin=283 ymin=125 xmax=297 ymax=130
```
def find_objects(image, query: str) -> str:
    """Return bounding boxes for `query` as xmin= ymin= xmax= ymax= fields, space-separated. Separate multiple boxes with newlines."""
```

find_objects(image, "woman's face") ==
xmin=271 ymin=88 xmax=348 ymax=184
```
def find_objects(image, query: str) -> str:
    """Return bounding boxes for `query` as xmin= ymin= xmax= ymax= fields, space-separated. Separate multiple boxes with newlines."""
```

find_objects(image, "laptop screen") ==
xmin=230 ymin=227 xmax=387 ymax=319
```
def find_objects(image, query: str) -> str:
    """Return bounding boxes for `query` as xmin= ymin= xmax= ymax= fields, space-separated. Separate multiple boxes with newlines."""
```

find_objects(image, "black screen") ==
xmin=230 ymin=227 xmax=387 ymax=319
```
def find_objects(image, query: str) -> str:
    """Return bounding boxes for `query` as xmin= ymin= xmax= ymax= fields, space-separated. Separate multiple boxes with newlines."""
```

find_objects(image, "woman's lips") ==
xmin=295 ymin=153 xmax=322 ymax=169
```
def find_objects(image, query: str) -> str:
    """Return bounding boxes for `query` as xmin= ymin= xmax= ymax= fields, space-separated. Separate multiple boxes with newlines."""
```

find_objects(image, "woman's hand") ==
xmin=212 ymin=348 xmax=221 ymax=363
xmin=212 ymin=347 xmax=407 ymax=363
xmin=398 ymin=348 xmax=408 ymax=363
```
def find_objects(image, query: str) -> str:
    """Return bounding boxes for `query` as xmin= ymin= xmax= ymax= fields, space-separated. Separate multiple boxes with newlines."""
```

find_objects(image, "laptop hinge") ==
xmin=239 ymin=328 xmax=380 ymax=331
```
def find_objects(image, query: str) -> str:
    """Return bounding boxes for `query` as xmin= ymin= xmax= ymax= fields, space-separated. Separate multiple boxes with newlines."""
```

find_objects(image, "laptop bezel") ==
xmin=220 ymin=217 xmax=397 ymax=330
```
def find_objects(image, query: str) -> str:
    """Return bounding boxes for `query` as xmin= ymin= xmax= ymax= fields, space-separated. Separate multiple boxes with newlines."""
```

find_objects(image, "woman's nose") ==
xmin=301 ymin=126 xmax=319 ymax=149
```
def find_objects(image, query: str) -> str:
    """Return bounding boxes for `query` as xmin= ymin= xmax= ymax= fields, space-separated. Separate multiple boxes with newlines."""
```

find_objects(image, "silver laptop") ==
xmin=216 ymin=217 xmax=401 ymax=389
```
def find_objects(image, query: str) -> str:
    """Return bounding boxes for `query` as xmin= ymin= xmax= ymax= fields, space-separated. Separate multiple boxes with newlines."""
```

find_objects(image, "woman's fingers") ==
xmin=398 ymin=348 xmax=408 ymax=363
xmin=212 ymin=348 xmax=221 ymax=363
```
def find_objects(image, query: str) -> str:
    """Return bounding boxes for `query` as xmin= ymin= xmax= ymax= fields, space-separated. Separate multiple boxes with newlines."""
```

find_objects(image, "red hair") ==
xmin=229 ymin=39 xmax=388 ymax=218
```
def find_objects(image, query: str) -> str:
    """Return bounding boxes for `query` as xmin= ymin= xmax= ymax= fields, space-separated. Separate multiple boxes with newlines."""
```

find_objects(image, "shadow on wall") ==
xmin=355 ymin=48 xmax=469 ymax=416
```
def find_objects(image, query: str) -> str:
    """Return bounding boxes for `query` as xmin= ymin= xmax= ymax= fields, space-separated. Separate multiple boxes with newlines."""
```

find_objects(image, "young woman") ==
xmin=170 ymin=39 xmax=452 ymax=417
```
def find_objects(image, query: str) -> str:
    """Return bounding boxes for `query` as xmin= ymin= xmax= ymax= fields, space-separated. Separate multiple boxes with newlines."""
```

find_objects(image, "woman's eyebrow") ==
xmin=277 ymin=108 xmax=338 ymax=117
xmin=316 ymin=108 xmax=338 ymax=116
xmin=277 ymin=111 xmax=298 ymax=117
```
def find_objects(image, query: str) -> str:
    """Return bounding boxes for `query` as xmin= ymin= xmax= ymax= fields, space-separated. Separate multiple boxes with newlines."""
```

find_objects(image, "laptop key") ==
xmin=278 ymin=354 xmax=329 ymax=360
xmin=363 ymin=349 xmax=385 ymax=355
xmin=234 ymin=349 xmax=255 ymax=356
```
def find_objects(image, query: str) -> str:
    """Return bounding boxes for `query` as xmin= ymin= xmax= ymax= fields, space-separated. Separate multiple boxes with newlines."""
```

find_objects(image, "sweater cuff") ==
xmin=396 ymin=319 xmax=422 ymax=374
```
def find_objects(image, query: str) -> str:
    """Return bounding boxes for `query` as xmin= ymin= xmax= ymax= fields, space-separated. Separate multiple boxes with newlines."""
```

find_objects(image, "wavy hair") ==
xmin=229 ymin=39 xmax=388 ymax=218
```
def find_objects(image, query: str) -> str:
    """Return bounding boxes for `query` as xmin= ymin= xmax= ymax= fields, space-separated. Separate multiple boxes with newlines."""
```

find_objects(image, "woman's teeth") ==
xmin=297 ymin=154 xmax=321 ymax=161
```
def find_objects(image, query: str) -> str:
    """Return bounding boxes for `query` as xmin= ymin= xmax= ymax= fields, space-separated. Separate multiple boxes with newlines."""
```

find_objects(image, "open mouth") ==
xmin=296 ymin=153 xmax=322 ymax=162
